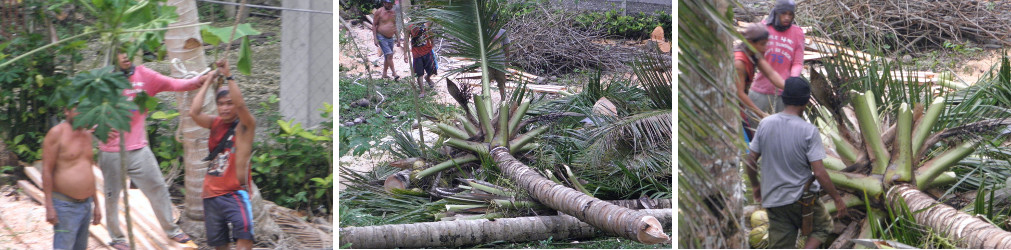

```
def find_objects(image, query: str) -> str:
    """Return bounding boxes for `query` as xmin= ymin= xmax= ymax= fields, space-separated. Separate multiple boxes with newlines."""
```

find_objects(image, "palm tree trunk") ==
xmin=887 ymin=184 xmax=1011 ymax=248
xmin=164 ymin=0 xmax=211 ymax=222
xmin=489 ymin=147 xmax=669 ymax=244
xmin=677 ymin=0 xmax=745 ymax=248
xmin=339 ymin=209 xmax=672 ymax=248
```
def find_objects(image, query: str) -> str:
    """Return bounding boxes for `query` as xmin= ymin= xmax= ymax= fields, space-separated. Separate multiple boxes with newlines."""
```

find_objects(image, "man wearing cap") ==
xmin=749 ymin=0 xmax=805 ymax=116
xmin=373 ymin=0 xmax=401 ymax=80
xmin=745 ymin=77 xmax=849 ymax=248
xmin=735 ymin=23 xmax=785 ymax=140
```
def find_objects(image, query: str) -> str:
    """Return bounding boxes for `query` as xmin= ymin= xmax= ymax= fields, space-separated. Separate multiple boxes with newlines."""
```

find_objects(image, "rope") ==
xmin=195 ymin=0 xmax=332 ymax=15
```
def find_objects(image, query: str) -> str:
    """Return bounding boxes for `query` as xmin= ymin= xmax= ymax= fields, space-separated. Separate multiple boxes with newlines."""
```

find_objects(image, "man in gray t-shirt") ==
xmin=746 ymin=77 xmax=848 ymax=248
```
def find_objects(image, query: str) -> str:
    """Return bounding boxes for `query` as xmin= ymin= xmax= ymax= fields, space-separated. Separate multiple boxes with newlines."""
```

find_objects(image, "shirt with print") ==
xmin=749 ymin=113 xmax=826 ymax=208
xmin=98 ymin=65 xmax=204 ymax=152
xmin=202 ymin=117 xmax=251 ymax=198
xmin=751 ymin=24 xmax=804 ymax=96
xmin=409 ymin=24 xmax=433 ymax=57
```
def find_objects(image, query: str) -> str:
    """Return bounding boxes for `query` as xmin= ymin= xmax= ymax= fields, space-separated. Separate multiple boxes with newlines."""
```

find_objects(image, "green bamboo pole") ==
xmin=866 ymin=90 xmax=882 ymax=131
xmin=414 ymin=154 xmax=479 ymax=179
xmin=824 ymin=193 xmax=864 ymax=215
xmin=455 ymin=113 xmax=479 ymax=136
xmin=437 ymin=123 xmax=470 ymax=140
xmin=508 ymin=100 xmax=531 ymax=134
xmin=508 ymin=126 xmax=549 ymax=150
xmin=915 ymin=141 xmax=978 ymax=188
xmin=853 ymin=91 xmax=889 ymax=175
xmin=446 ymin=204 xmax=487 ymax=212
xmin=828 ymin=170 xmax=884 ymax=197
xmin=894 ymin=103 xmax=913 ymax=183
xmin=831 ymin=131 xmax=858 ymax=164
xmin=564 ymin=165 xmax=592 ymax=196
xmin=545 ymin=169 xmax=563 ymax=184
xmin=467 ymin=180 xmax=515 ymax=197
xmin=823 ymin=156 xmax=846 ymax=171
xmin=912 ymin=97 xmax=944 ymax=154
xmin=492 ymin=199 xmax=542 ymax=209
xmin=497 ymin=101 xmax=510 ymax=147
xmin=474 ymin=95 xmax=494 ymax=143
xmin=516 ymin=143 xmax=539 ymax=153
xmin=447 ymin=138 xmax=489 ymax=156
xmin=929 ymin=171 xmax=958 ymax=188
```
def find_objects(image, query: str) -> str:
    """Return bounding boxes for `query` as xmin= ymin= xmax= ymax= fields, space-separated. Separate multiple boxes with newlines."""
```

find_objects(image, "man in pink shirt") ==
xmin=747 ymin=0 xmax=804 ymax=127
xmin=101 ymin=51 xmax=215 ymax=250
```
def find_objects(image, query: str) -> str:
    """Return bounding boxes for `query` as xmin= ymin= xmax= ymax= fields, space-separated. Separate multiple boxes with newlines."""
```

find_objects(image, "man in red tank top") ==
xmin=188 ymin=60 xmax=257 ymax=250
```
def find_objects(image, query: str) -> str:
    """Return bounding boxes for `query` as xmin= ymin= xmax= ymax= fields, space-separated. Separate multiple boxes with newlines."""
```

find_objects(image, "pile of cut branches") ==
xmin=503 ymin=4 xmax=638 ymax=75
xmin=799 ymin=0 xmax=1011 ymax=52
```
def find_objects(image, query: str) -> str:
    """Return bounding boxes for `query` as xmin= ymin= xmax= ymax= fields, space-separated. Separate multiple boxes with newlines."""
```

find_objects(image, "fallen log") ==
xmin=338 ymin=209 xmax=671 ymax=248
xmin=888 ymin=184 xmax=1011 ymax=248
xmin=828 ymin=221 xmax=859 ymax=249
xmin=607 ymin=198 xmax=672 ymax=209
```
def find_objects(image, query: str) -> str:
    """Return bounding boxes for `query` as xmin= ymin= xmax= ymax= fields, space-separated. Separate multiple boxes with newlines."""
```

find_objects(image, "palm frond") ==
xmin=422 ymin=0 xmax=507 ymax=97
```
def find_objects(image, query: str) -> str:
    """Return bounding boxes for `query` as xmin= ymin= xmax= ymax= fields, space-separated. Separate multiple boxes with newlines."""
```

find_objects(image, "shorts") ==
xmin=203 ymin=191 xmax=254 ymax=246
xmin=766 ymin=197 xmax=833 ymax=248
xmin=413 ymin=53 xmax=437 ymax=77
xmin=376 ymin=33 xmax=395 ymax=56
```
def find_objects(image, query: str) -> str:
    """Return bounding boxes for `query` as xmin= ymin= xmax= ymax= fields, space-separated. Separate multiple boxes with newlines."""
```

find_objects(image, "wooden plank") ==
xmin=17 ymin=180 xmax=44 ymax=203
xmin=127 ymin=189 xmax=194 ymax=249
xmin=24 ymin=162 xmax=42 ymax=188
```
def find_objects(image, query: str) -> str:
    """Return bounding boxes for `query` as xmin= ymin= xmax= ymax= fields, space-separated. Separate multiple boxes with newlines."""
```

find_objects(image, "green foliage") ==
xmin=200 ymin=24 xmax=261 ymax=75
xmin=340 ymin=0 xmax=382 ymax=20
xmin=147 ymin=103 xmax=184 ymax=186
xmin=251 ymin=102 xmax=333 ymax=214
xmin=64 ymin=66 xmax=137 ymax=142
xmin=574 ymin=10 xmax=671 ymax=40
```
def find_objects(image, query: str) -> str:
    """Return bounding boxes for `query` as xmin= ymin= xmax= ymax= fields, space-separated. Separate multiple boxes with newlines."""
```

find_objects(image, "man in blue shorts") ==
xmin=373 ymin=0 xmax=401 ymax=80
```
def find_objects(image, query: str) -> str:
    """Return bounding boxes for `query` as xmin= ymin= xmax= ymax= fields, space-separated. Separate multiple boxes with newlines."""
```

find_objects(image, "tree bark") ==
xmin=339 ymin=209 xmax=672 ymax=248
xmin=490 ymin=147 xmax=669 ymax=244
xmin=887 ymin=184 xmax=1011 ymax=248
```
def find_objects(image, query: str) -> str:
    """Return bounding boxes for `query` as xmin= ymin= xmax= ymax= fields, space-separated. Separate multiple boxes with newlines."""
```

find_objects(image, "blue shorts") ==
xmin=52 ymin=192 xmax=93 ymax=250
xmin=413 ymin=53 xmax=437 ymax=77
xmin=203 ymin=191 xmax=254 ymax=246
xmin=376 ymin=33 xmax=396 ymax=56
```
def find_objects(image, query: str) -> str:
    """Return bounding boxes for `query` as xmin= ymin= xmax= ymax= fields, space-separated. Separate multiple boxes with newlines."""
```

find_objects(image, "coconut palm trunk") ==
xmin=887 ymin=184 xmax=1011 ymax=248
xmin=340 ymin=209 xmax=672 ymax=248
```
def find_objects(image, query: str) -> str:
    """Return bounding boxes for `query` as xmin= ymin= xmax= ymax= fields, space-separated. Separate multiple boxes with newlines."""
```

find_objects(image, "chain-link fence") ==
xmin=280 ymin=0 xmax=333 ymax=128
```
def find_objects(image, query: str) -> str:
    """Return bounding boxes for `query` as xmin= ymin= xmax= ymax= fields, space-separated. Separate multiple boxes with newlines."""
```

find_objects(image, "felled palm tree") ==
xmin=800 ymin=39 xmax=1011 ymax=248
xmin=352 ymin=0 xmax=668 ymax=245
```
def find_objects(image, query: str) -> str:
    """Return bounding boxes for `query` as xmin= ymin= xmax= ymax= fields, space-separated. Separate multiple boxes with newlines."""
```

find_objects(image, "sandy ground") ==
xmin=0 ymin=184 xmax=107 ymax=249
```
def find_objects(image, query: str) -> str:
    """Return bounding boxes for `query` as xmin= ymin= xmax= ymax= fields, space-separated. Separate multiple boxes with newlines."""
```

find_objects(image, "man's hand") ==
xmin=752 ymin=186 xmax=762 ymax=204
xmin=92 ymin=205 xmax=102 ymax=225
xmin=835 ymin=198 xmax=850 ymax=219
xmin=46 ymin=205 xmax=59 ymax=225
xmin=217 ymin=59 xmax=231 ymax=77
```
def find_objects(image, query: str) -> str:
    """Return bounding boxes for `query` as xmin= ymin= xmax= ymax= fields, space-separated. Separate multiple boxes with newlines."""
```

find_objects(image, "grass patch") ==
xmin=338 ymin=75 xmax=458 ymax=157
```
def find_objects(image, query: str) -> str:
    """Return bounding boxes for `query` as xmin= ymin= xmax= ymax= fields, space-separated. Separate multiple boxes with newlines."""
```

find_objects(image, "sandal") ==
xmin=170 ymin=233 xmax=192 ymax=243
xmin=109 ymin=241 xmax=130 ymax=250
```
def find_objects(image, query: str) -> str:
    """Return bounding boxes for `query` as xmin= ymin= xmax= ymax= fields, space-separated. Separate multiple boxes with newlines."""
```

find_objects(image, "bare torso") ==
xmin=50 ymin=123 xmax=96 ymax=200
xmin=374 ymin=7 xmax=397 ymax=38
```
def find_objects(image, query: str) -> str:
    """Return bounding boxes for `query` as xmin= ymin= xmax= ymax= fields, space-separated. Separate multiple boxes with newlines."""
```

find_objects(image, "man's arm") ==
xmin=755 ymin=58 xmax=785 ymax=90
xmin=372 ymin=9 xmax=380 ymax=47
xmin=138 ymin=66 xmax=209 ymax=94
xmin=218 ymin=60 xmax=255 ymax=189
xmin=812 ymin=160 xmax=849 ymax=218
xmin=92 ymin=185 xmax=101 ymax=225
xmin=745 ymin=151 xmax=762 ymax=203
xmin=790 ymin=32 xmax=805 ymax=77
xmin=41 ymin=126 xmax=60 ymax=225
xmin=187 ymin=70 xmax=217 ymax=129
xmin=736 ymin=60 xmax=770 ymax=118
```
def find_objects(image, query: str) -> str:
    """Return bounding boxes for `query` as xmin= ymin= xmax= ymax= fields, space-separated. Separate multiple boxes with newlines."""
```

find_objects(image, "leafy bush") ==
xmin=251 ymin=102 xmax=333 ymax=214
xmin=574 ymin=10 xmax=671 ymax=40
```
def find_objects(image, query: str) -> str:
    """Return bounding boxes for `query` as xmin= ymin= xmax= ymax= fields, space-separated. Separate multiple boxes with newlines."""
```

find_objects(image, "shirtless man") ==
xmin=43 ymin=107 xmax=101 ymax=250
xmin=373 ymin=0 xmax=400 ymax=80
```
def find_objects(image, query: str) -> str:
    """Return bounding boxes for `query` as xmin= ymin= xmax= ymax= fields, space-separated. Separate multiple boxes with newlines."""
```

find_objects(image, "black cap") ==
xmin=781 ymin=77 xmax=811 ymax=106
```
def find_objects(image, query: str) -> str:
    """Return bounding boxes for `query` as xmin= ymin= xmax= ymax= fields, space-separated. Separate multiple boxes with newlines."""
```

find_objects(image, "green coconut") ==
xmin=751 ymin=209 xmax=769 ymax=228
xmin=749 ymin=225 xmax=769 ymax=248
